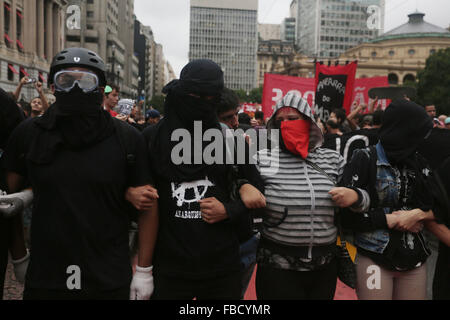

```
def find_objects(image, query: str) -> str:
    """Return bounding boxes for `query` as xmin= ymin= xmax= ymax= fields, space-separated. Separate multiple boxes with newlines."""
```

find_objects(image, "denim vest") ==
xmin=354 ymin=143 xmax=400 ymax=254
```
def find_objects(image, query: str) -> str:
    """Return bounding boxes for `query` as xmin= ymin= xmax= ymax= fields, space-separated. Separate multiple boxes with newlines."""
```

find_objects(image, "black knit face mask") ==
xmin=54 ymin=84 xmax=104 ymax=116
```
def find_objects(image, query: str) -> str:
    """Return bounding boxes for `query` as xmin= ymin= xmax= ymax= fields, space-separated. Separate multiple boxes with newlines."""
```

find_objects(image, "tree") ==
xmin=149 ymin=95 xmax=166 ymax=114
xmin=234 ymin=86 xmax=263 ymax=104
xmin=416 ymin=48 xmax=450 ymax=115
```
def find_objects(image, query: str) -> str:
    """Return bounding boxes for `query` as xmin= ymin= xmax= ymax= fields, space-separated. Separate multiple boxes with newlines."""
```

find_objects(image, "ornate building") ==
xmin=0 ymin=0 xmax=67 ymax=101
xmin=339 ymin=12 xmax=450 ymax=85
xmin=264 ymin=12 xmax=450 ymax=87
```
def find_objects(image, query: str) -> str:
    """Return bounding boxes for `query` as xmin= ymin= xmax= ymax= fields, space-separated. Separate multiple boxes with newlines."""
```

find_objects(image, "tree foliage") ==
xmin=417 ymin=48 xmax=450 ymax=116
xmin=234 ymin=86 xmax=263 ymax=104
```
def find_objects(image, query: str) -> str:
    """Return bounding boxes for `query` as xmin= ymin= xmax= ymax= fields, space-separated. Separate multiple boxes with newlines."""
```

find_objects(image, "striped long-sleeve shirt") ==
xmin=257 ymin=147 xmax=345 ymax=251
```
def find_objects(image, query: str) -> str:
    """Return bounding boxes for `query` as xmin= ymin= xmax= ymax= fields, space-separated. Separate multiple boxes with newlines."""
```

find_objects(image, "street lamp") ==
xmin=117 ymin=65 xmax=121 ymax=88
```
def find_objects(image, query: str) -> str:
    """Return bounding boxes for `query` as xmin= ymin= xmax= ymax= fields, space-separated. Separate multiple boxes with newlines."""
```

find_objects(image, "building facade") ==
xmin=339 ymin=12 xmax=450 ymax=85
xmin=134 ymin=20 xmax=155 ymax=102
xmin=65 ymin=0 xmax=138 ymax=98
xmin=268 ymin=12 xmax=450 ymax=88
xmin=0 ymin=0 xmax=67 ymax=101
xmin=257 ymin=40 xmax=296 ymax=87
xmin=153 ymin=42 xmax=165 ymax=96
xmin=281 ymin=17 xmax=296 ymax=43
xmin=189 ymin=0 xmax=258 ymax=91
xmin=258 ymin=23 xmax=281 ymax=41
xmin=292 ymin=0 xmax=385 ymax=58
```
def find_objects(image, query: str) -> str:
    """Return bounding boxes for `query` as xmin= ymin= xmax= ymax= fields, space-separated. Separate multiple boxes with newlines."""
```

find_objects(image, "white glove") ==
xmin=130 ymin=265 xmax=154 ymax=300
xmin=11 ymin=250 xmax=30 ymax=284
xmin=0 ymin=189 xmax=33 ymax=218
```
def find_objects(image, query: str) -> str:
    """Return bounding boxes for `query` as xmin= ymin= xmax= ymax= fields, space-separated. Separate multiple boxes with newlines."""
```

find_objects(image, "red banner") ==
xmin=315 ymin=62 xmax=357 ymax=120
xmin=262 ymin=73 xmax=389 ymax=120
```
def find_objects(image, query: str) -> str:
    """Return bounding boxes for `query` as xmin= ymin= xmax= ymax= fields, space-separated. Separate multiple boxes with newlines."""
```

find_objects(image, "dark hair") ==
xmin=332 ymin=108 xmax=346 ymax=123
xmin=19 ymin=101 xmax=31 ymax=116
xmin=327 ymin=119 xmax=340 ymax=130
xmin=255 ymin=111 xmax=264 ymax=121
xmin=362 ymin=115 xmax=373 ymax=127
xmin=372 ymin=110 xmax=384 ymax=126
xmin=217 ymin=88 xmax=239 ymax=116
xmin=7 ymin=92 xmax=17 ymax=103
xmin=238 ymin=113 xmax=251 ymax=126
xmin=106 ymin=84 xmax=120 ymax=97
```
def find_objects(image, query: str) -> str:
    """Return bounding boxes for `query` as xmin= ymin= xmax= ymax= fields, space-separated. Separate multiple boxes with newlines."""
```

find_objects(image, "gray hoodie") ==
xmin=257 ymin=93 xmax=345 ymax=260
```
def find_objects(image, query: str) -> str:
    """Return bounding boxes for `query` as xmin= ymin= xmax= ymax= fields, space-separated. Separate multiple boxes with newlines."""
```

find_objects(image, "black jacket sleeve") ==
xmin=340 ymin=148 xmax=388 ymax=232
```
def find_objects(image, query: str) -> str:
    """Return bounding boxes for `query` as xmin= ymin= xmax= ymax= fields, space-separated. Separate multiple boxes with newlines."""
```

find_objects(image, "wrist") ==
xmin=136 ymin=265 xmax=153 ymax=273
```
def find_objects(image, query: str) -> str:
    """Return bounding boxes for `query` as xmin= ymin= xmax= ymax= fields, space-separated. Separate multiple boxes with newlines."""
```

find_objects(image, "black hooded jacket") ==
xmin=143 ymin=60 xmax=262 ymax=279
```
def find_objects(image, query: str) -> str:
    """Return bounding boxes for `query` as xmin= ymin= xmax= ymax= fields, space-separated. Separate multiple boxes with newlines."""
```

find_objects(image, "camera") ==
xmin=26 ymin=78 xmax=37 ymax=84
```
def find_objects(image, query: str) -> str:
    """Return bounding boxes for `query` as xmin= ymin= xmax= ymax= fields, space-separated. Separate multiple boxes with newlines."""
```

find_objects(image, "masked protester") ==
xmin=255 ymin=93 xmax=358 ymax=300
xmin=136 ymin=59 xmax=264 ymax=300
xmin=336 ymin=99 xmax=439 ymax=300
xmin=0 ymin=87 xmax=27 ymax=300
xmin=2 ymin=48 xmax=158 ymax=300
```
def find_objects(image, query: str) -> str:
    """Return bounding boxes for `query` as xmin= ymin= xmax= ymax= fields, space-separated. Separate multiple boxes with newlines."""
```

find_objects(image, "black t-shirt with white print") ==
xmin=143 ymin=128 xmax=246 ymax=280
xmin=2 ymin=119 xmax=152 ymax=291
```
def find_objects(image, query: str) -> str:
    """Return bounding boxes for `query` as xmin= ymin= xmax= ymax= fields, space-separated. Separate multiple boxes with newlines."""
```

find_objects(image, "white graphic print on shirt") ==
xmin=171 ymin=177 xmax=215 ymax=220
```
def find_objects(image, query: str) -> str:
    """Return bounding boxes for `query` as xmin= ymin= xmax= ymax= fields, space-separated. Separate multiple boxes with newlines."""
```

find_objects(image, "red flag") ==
xmin=262 ymin=73 xmax=389 ymax=120
xmin=262 ymin=74 xmax=315 ymax=120
xmin=314 ymin=61 xmax=357 ymax=120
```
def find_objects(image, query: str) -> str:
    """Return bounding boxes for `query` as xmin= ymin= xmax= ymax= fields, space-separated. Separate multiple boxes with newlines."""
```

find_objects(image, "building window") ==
xmin=403 ymin=74 xmax=416 ymax=84
xmin=430 ymin=49 xmax=436 ymax=55
xmin=389 ymin=50 xmax=395 ymax=56
xmin=388 ymin=73 xmax=399 ymax=85
xmin=408 ymin=49 xmax=416 ymax=55
xmin=8 ymin=64 xmax=18 ymax=81
xmin=371 ymin=51 xmax=377 ymax=58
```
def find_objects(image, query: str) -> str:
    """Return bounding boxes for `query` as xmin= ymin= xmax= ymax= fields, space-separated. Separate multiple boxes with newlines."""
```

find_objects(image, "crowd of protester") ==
xmin=0 ymin=47 xmax=448 ymax=301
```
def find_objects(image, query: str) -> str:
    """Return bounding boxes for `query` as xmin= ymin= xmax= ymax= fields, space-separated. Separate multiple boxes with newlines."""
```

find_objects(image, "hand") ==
xmin=126 ymin=186 xmax=159 ymax=211
xmin=130 ymin=266 xmax=154 ymax=300
xmin=369 ymin=97 xmax=379 ymax=111
xmin=199 ymin=197 xmax=227 ymax=224
xmin=35 ymin=81 xmax=43 ymax=94
xmin=20 ymin=77 xmax=30 ymax=86
xmin=250 ymin=119 xmax=258 ymax=127
xmin=386 ymin=214 xmax=400 ymax=229
xmin=116 ymin=114 xmax=128 ymax=122
xmin=392 ymin=209 xmax=424 ymax=233
xmin=127 ymin=117 xmax=136 ymax=124
xmin=329 ymin=188 xmax=359 ymax=208
xmin=0 ymin=189 xmax=33 ymax=218
xmin=11 ymin=251 xmax=30 ymax=284
xmin=239 ymin=184 xmax=266 ymax=209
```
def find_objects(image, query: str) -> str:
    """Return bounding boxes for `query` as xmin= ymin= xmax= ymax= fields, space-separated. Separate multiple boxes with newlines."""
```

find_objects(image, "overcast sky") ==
xmin=134 ymin=0 xmax=450 ymax=77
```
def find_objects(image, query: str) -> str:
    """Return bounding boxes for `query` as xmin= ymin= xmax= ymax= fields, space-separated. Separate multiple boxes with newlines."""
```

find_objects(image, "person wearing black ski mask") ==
xmin=2 ymin=48 xmax=157 ymax=300
xmin=140 ymin=59 xmax=263 ymax=300
xmin=338 ymin=99 xmax=442 ymax=300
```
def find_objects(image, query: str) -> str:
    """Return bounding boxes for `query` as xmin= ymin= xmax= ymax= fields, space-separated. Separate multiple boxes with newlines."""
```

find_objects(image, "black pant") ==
xmin=433 ymin=243 xmax=450 ymax=300
xmin=23 ymin=286 xmax=130 ymax=300
xmin=256 ymin=259 xmax=338 ymax=300
xmin=0 ymin=218 xmax=11 ymax=301
xmin=152 ymin=272 xmax=241 ymax=300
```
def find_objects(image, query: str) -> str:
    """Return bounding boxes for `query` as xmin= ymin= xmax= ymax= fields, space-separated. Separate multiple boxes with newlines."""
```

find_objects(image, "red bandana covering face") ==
xmin=281 ymin=119 xmax=311 ymax=159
